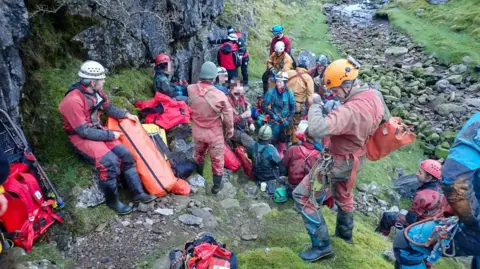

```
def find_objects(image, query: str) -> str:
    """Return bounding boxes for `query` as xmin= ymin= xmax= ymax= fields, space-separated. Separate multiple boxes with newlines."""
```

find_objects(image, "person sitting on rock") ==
xmin=270 ymin=25 xmax=292 ymax=56
xmin=262 ymin=72 xmax=296 ymax=158
xmin=214 ymin=67 xmax=229 ymax=94
xmin=377 ymin=159 xmax=452 ymax=236
xmin=262 ymin=41 xmax=294 ymax=94
xmin=286 ymin=56 xmax=314 ymax=143
xmin=59 ymin=60 xmax=156 ymax=215
xmin=226 ymin=78 xmax=255 ymax=147
xmin=282 ymin=129 xmax=322 ymax=194
xmin=188 ymin=61 xmax=234 ymax=194
xmin=247 ymin=125 xmax=285 ymax=183
xmin=309 ymin=54 xmax=329 ymax=97
xmin=153 ymin=54 xmax=188 ymax=102
xmin=292 ymin=58 xmax=389 ymax=262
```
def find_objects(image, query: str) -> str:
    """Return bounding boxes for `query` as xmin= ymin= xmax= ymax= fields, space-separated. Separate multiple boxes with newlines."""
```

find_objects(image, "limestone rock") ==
xmin=385 ymin=47 xmax=408 ymax=56
xmin=464 ymin=98 xmax=480 ymax=109
xmin=215 ymin=182 xmax=237 ymax=199
xmin=435 ymin=103 xmax=466 ymax=116
xmin=178 ymin=214 xmax=203 ymax=226
xmin=220 ymin=198 xmax=240 ymax=209
xmin=447 ymin=75 xmax=463 ymax=84
xmin=188 ymin=208 xmax=218 ymax=230
xmin=154 ymin=208 xmax=174 ymax=216
xmin=249 ymin=203 xmax=272 ymax=220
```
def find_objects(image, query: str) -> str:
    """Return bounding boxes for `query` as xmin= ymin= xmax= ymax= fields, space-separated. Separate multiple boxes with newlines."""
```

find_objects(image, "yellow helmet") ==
xmin=323 ymin=57 xmax=361 ymax=89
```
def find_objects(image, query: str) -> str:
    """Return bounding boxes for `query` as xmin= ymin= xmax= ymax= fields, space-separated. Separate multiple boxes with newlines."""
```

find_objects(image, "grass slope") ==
xmin=221 ymin=0 xmax=339 ymax=80
xmin=381 ymin=0 xmax=480 ymax=65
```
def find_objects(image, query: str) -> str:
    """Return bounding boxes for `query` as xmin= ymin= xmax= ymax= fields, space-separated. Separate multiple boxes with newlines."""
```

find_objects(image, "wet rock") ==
xmin=137 ymin=202 xmax=155 ymax=212
xmin=154 ymin=208 xmax=174 ymax=216
xmin=220 ymin=198 xmax=240 ymax=209
xmin=447 ymin=75 xmax=463 ymax=84
xmin=385 ymin=47 xmax=408 ymax=56
xmin=188 ymin=208 xmax=218 ymax=230
xmin=14 ymin=259 xmax=59 ymax=269
xmin=216 ymin=182 xmax=237 ymax=199
xmin=435 ymin=103 xmax=466 ymax=116
xmin=435 ymin=79 xmax=455 ymax=93
xmin=178 ymin=214 xmax=203 ymax=226
xmin=76 ymin=184 xmax=106 ymax=208
xmin=188 ymin=174 xmax=206 ymax=188
xmin=464 ymin=98 xmax=480 ymax=109
xmin=249 ymin=203 xmax=271 ymax=220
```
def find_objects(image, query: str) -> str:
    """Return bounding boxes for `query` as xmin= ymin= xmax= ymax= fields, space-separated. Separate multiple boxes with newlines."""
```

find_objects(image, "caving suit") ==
xmin=262 ymin=53 xmax=294 ymax=94
xmin=227 ymin=92 xmax=254 ymax=147
xmin=261 ymin=87 xmax=295 ymax=145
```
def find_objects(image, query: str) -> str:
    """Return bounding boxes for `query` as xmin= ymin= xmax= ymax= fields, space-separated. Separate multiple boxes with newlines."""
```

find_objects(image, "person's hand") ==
xmin=282 ymin=120 xmax=289 ymax=127
xmin=0 ymin=193 xmax=8 ymax=217
xmin=226 ymin=128 xmax=234 ymax=138
xmin=312 ymin=93 xmax=323 ymax=104
xmin=324 ymin=100 xmax=341 ymax=114
xmin=249 ymin=124 xmax=255 ymax=132
xmin=113 ymin=131 xmax=122 ymax=140
xmin=241 ymin=110 xmax=251 ymax=119
xmin=273 ymin=114 xmax=280 ymax=121
xmin=126 ymin=113 xmax=139 ymax=122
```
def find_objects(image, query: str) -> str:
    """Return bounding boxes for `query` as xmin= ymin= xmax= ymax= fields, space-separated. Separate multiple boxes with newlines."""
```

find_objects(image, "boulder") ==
xmin=425 ymin=0 xmax=450 ymax=4
xmin=188 ymin=208 xmax=218 ymax=230
xmin=220 ymin=198 xmax=240 ymax=209
xmin=178 ymin=214 xmax=203 ymax=226
xmin=467 ymin=83 xmax=480 ymax=92
xmin=385 ymin=47 xmax=408 ymax=56
xmin=449 ymin=64 xmax=468 ymax=74
xmin=447 ymin=75 xmax=463 ymax=84
xmin=435 ymin=103 xmax=466 ymax=116
xmin=249 ymin=203 xmax=272 ymax=220
xmin=464 ymin=98 xmax=480 ymax=109
xmin=215 ymin=182 xmax=237 ymax=199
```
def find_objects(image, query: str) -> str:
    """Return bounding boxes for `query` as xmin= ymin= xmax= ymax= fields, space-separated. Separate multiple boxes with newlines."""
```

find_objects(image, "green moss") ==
xmin=381 ymin=0 xmax=480 ymax=65
xmin=26 ymin=242 xmax=74 ymax=267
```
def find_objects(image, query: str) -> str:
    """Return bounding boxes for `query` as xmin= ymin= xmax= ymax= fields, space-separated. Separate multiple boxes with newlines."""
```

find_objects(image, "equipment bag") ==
xmin=0 ymin=163 xmax=63 ymax=252
xmin=366 ymin=117 xmax=416 ymax=161
xmin=234 ymin=146 xmax=253 ymax=179
xmin=185 ymin=233 xmax=237 ymax=269
xmin=224 ymin=144 xmax=241 ymax=172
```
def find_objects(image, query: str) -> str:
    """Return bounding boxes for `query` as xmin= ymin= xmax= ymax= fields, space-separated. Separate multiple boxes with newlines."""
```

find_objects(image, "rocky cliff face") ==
xmin=0 ymin=0 xmax=29 ymax=122
xmin=67 ymin=0 xmax=225 ymax=81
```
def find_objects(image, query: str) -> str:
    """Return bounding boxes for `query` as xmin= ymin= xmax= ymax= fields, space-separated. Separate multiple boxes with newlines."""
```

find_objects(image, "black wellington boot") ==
xmin=196 ymin=162 xmax=205 ymax=176
xmin=211 ymin=175 xmax=224 ymax=194
xmin=99 ymin=179 xmax=132 ymax=215
xmin=335 ymin=209 xmax=354 ymax=244
xmin=124 ymin=168 xmax=156 ymax=203
xmin=299 ymin=212 xmax=335 ymax=262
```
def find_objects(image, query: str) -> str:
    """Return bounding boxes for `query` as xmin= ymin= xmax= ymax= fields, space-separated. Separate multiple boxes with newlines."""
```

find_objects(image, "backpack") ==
xmin=366 ymin=117 xmax=416 ymax=161
xmin=0 ymin=163 xmax=63 ymax=252
xmin=169 ymin=232 xmax=238 ymax=269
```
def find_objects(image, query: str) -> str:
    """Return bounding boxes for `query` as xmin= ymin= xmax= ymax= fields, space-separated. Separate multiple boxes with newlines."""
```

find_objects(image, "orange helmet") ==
xmin=155 ymin=54 xmax=171 ymax=65
xmin=420 ymin=159 xmax=442 ymax=179
xmin=323 ymin=57 xmax=360 ymax=89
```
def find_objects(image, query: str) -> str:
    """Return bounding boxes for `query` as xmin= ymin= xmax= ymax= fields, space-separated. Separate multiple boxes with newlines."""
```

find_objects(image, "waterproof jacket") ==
xmin=217 ymin=41 xmax=239 ymax=70
xmin=307 ymin=86 xmax=388 ymax=158
xmin=58 ymin=82 xmax=127 ymax=141
xmin=247 ymin=141 xmax=282 ymax=182
xmin=266 ymin=52 xmax=293 ymax=73
xmin=282 ymin=141 xmax=321 ymax=185
xmin=286 ymin=67 xmax=315 ymax=112
xmin=262 ymin=88 xmax=296 ymax=124
xmin=214 ymin=83 xmax=229 ymax=95
xmin=406 ymin=181 xmax=451 ymax=224
xmin=270 ymin=35 xmax=292 ymax=55
xmin=211 ymin=33 xmax=249 ymax=58
xmin=442 ymin=112 xmax=480 ymax=230
xmin=187 ymin=82 xmax=234 ymax=137
xmin=227 ymin=93 xmax=253 ymax=131
xmin=309 ymin=66 xmax=326 ymax=79
xmin=153 ymin=67 xmax=176 ymax=98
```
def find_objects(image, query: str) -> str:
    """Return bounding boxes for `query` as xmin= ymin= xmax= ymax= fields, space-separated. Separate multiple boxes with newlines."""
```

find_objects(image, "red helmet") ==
xmin=420 ymin=159 xmax=442 ymax=179
xmin=155 ymin=54 xmax=171 ymax=65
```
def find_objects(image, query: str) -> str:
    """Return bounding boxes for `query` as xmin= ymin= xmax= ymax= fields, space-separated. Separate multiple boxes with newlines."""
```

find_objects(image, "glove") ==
xmin=249 ymin=124 xmax=255 ymax=133
xmin=312 ymin=93 xmax=323 ymax=104
xmin=273 ymin=114 xmax=280 ymax=121
xmin=282 ymin=120 xmax=289 ymax=127
xmin=323 ymin=100 xmax=341 ymax=114
xmin=241 ymin=110 xmax=251 ymax=119
xmin=270 ymin=68 xmax=277 ymax=76
xmin=226 ymin=128 xmax=234 ymax=138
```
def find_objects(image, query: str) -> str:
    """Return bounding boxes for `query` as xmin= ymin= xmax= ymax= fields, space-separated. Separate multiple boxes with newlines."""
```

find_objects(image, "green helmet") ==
xmin=274 ymin=186 xmax=288 ymax=203
xmin=200 ymin=61 xmax=218 ymax=80
xmin=258 ymin=125 xmax=272 ymax=140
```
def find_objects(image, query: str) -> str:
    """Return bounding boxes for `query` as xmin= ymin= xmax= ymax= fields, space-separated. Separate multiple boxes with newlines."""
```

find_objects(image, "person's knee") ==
xmin=99 ymin=151 xmax=121 ymax=180
xmin=112 ymin=145 xmax=136 ymax=170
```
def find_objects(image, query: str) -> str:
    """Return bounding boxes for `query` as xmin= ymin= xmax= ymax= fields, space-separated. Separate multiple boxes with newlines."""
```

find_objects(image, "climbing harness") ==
xmin=404 ymin=216 xmax=459 ymax=263
xmin=300 ymin=152 xmax=334 ymax=224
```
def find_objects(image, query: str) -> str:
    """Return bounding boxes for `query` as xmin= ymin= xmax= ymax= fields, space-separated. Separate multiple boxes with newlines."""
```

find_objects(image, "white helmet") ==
xmin=217 ymin=66 xmax=228 ymax=75
xmin=274 ymin=41 xmax=285 ymax=53
xmin=78 ymin=60 xmax=106 ymax=79
xmin=227 ymin=33 xmax=238 ymax=41
xmin=275 ymin=71 xmax=289 ymax=81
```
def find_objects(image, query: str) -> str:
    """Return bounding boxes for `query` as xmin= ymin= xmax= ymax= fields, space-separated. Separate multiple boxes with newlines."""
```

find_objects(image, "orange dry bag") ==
xmin=366 ymin=117 xmax=416 ymax=161
xmin=107 ymin=118 xmax=177 ymax=197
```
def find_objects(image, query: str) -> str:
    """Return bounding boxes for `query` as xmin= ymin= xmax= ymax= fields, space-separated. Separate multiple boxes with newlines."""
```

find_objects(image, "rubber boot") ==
xmin=98 ymin=179 xmax=132 ymax=215
xmin=124 ymin=168 xmax=156 ymax=204
xmin=277 ymin=142 xmax=286 ymax=159
xmin=196 ymin=162 xmax=205 ymax=177
xmin=299 ymin=211 xmax=335 ymax=262
xmin=335 ymin=208 xmax=354 ymax=244
xmin=211 ymin=175 xmax=224 ymax=194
